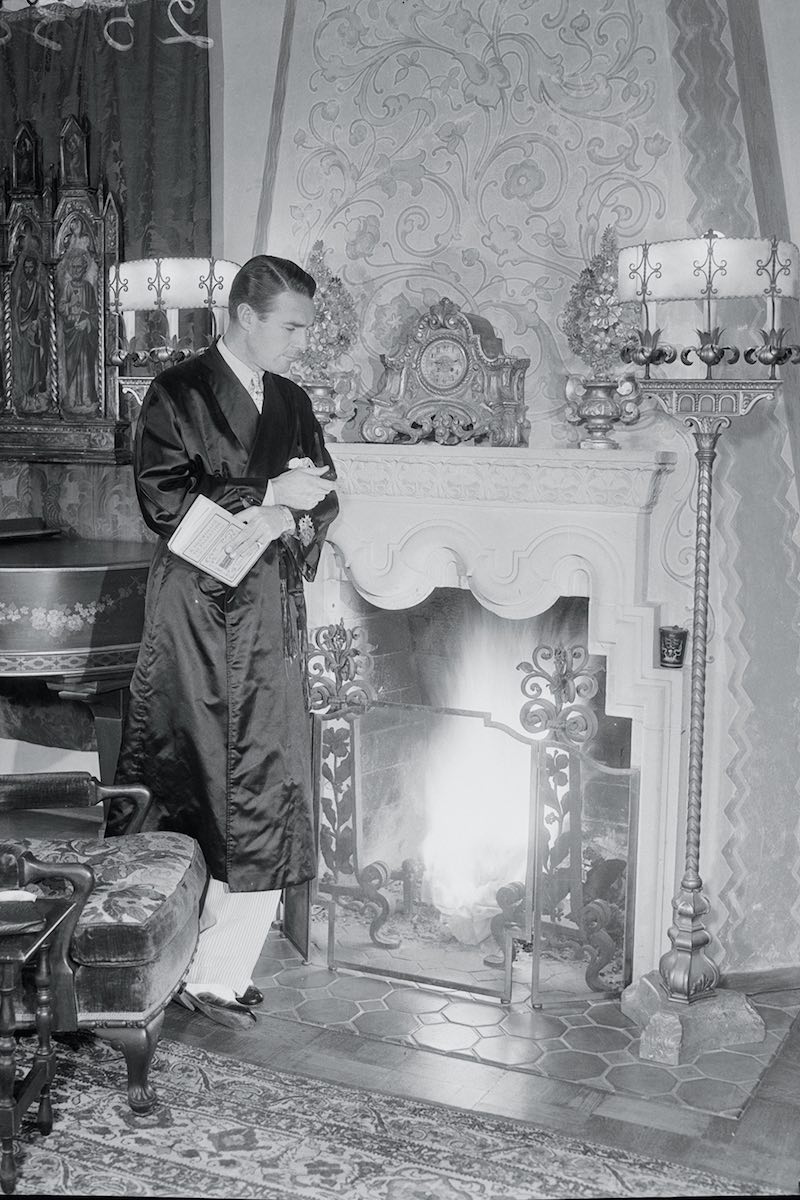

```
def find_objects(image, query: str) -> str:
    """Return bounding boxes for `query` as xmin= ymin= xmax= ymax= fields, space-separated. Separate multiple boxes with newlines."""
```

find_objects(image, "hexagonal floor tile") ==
xmin=586 ymin=1002 xmax=637 ymax=1030
xmin=354 ymin=1010 xmax=419 ymax=1038
xmin=276 ymin=967 xmax=338 ymax=990
xmin=386 ymin=988 xmax=449 ymax=1014
xmin=675 ymin=1077 xmax=748 ymax=1114
xmin=256 ymin=986 xmax=306 ymax=1013
xmin=752 ymin=989 xmax=800 ymax=1008
xmin=330 ymin=975 xmax=393 ymax=1001
xmin=296 ymin=997 xmax=359 ymax=1025
xmin=501 ymin=1011 xmax=566 ymax=1039
xmin=412 ymin=1024 xmax=481 ymax=1053
xmin=443 ymin=1001 xmax=505 ymax=1027
xmin=260 ymin=935 xmax=299 ymax=961
xmin=605 ymin=1063 xmax=677 ymax=1097
xmin=537 ymin=1049 xmax=607 ymax=1081
xmin=757 ymin=1005 xmax=794 ymax=1032
xmin=562 ymin=1025 xmax=631 ymax=1054
xmin=474 ymin=1036 xmax=543 ymax=1066
xmin=692 ymin=1050 xmax=763 ymax=1083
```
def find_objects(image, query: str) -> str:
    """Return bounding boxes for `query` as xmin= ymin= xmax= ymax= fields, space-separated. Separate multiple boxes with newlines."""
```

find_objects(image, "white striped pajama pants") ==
xmin=185 ymin=877 xmax=281 ymax=999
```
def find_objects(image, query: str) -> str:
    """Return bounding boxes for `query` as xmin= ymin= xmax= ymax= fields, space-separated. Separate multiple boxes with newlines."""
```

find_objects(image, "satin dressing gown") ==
xmin=115 ymin=343 xmax=338 ymax=892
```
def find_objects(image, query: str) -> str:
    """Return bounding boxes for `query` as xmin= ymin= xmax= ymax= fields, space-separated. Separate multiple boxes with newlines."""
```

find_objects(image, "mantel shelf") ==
xmin=330 ymin=444 xmax=677 ymax=515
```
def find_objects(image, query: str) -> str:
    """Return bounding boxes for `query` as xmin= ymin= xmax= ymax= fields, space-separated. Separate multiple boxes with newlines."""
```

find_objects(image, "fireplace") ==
xmin=306 ymin=443 xmax=681 ymax=993
xmin=307 ymin=589 xmax=640 ymax=1004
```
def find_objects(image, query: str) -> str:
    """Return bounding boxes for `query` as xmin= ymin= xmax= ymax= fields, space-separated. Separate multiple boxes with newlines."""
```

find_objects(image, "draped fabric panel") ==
xmin=0 ymin=0 xmax=211 ymax=257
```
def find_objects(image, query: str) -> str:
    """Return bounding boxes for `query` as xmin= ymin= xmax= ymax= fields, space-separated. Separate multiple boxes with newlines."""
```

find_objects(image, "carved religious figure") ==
xmin=57 ymin=249 xmax=100 ymax=414
xmin=59 ymin=117 xmax=89 ymax=189
xmin=12 ymin=253 xmax=50 ymax=412
xmin=0 ymin=116 xmax=123 ymax=460
xmin=12 ymin=125 xmax=38 ymax=191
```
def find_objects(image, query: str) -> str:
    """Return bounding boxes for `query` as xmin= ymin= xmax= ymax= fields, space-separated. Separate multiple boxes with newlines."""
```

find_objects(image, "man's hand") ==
xmin=271 ymin=465 xmax=335 ymax=510
xmin=224 ymin=505 xmax=294 ymax=558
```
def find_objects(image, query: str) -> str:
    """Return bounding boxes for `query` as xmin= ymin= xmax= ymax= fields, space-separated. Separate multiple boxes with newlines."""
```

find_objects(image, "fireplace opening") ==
xmin=307 ymin=589 xmax=638 ymax=1005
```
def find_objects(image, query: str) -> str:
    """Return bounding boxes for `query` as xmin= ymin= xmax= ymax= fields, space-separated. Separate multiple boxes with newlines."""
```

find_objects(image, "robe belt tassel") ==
xmin=279 ymin=553 xmax=311 ymax=711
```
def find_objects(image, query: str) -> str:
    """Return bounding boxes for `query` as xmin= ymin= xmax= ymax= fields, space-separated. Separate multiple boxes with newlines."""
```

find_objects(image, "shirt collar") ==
xmin=218 ymin=336 xmax=261 ymax=393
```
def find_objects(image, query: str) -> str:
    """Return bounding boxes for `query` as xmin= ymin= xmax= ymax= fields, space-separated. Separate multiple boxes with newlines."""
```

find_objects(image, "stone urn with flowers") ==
xmin=562 ymin=226 xmax=642 ymax=449
xmin=291 ymin=240 xmax=359 ymax=434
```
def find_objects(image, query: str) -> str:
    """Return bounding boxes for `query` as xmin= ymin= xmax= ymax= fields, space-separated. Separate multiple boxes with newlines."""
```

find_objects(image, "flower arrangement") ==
xmin=292 ymin=240 xmax=359 ymax=385
xmin=562 ymin=226 xmax=637 ymax=380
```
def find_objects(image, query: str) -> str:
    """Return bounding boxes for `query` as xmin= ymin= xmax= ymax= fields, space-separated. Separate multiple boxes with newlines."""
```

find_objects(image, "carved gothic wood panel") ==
xmin=0 ymin=118 xmax=125 ymax=463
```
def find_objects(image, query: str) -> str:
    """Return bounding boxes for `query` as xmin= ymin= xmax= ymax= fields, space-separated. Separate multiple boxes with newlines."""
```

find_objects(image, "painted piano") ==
xmin=0 ymin=521 xmax=153 ymax=780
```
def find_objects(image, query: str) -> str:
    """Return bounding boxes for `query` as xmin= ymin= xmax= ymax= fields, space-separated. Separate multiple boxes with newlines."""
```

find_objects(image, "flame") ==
xmin=421 ymin=719 xmax=530 ymax=944
xmin=419 ymin=611 xmax=554 ymax=945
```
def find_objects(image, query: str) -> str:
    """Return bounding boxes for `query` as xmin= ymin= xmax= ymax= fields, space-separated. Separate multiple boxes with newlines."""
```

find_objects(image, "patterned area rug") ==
xmin=9 ymin=1037 xmax=772 ymax=1197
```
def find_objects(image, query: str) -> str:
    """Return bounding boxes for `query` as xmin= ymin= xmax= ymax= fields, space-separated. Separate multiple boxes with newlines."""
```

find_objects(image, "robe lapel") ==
xmin=198 ymin=343 xmax=260 ymax=454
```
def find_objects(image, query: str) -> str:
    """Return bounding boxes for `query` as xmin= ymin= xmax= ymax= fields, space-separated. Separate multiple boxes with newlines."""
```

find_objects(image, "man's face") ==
xmin=238 ymin=290 xmax=315 ymax=374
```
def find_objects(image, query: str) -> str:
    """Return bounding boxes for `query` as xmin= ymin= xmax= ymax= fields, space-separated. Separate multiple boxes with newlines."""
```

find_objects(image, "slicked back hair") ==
xmin=228 ymin=255 xmax=316 ymax=322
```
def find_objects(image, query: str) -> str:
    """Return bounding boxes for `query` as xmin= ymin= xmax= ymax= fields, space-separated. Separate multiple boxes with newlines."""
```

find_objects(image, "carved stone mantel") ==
xmin=333 ymin=445 xmax=673 ymax=512
xmin=326 ymin=445 xmax=676 ymax=615
xmin=309 ymin=443 xmax=685 ymax=982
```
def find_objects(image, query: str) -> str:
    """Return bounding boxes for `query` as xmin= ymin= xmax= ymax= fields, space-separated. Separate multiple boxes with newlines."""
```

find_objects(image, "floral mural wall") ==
xmin=265 ymin=0 xmax=693 ymax=442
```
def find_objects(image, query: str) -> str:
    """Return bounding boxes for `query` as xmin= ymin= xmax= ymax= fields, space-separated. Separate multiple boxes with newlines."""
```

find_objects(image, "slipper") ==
xmin=190 ymin=991 xmax=257 ymax=1030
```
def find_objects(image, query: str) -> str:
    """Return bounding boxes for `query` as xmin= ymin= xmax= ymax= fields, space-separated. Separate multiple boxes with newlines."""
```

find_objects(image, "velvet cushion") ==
xmin=16 ymin=902 xmax=200 ymax=1026
xmin=12 ymin=831 xmax=207 ymax=966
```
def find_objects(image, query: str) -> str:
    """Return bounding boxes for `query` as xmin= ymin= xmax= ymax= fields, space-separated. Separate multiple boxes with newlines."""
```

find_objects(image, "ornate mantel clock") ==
xmin=0 ymin=117 xmax=124 ymax=463
xmin=361 ymin=297 xmax=530 ymax=446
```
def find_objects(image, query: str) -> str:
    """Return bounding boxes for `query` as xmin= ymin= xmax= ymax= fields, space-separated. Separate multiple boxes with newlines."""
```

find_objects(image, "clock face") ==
xmin=418 ymin=337 xmax=469 ymax=390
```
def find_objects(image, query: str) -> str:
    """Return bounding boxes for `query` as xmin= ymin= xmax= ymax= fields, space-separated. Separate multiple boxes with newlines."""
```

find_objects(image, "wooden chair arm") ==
xmin=0 ymin=773 xmax=153 ymax=836
xmin=0 ymin=772 xmax=99 ymax=811
xmin=98 ymin=784 xmax=152 ymax=836
xmin=18 ymin=852 xmax=95 ymax=1030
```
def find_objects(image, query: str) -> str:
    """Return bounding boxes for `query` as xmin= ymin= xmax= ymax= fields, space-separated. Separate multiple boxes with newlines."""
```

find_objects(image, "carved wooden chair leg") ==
xmin=33 ymin=947 xmax=55 ymax=1136
xmin=94 ymin=1010 xmax=164 ymax=1115
xmin=0 ymin=965 xmax=18 ymax=1195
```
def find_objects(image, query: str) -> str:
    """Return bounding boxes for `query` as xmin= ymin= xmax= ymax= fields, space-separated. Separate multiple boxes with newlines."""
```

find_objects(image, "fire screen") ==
xmin=310 ymin=700 xmax=639 ymax=1006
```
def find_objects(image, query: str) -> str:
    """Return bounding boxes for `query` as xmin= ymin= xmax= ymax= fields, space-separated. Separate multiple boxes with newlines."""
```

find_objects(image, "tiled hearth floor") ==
xmin=252 ymin=930 xmax=800 ymax=1121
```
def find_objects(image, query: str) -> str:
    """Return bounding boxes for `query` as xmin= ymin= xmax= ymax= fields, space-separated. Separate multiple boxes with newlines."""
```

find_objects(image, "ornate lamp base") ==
xmin=565 ymin=376 xmax=642 ymax=449
xmin=302 ymin=380 xmax=337 ymax=428
xmin=619 ymin=373 xmax=777 ymax=1062
xmin=621 ymin=970 xmax=765 ymax=1065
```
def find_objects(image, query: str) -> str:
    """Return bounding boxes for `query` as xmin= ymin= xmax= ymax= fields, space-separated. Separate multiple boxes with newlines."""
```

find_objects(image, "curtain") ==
xmin=0 ymin=0 xmax=211 ymax=256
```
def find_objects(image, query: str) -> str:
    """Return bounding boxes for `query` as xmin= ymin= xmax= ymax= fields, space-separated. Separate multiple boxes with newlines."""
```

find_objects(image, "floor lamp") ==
xmin=615 ymin=232 xmax=800 ymax=1063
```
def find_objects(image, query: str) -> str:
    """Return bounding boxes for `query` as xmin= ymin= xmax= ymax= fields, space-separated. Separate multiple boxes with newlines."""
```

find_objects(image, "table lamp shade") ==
xmin=108 ymin=257 xmax=241 ymax=313
xmin=618 ymin=235 xmax=800 ymax=303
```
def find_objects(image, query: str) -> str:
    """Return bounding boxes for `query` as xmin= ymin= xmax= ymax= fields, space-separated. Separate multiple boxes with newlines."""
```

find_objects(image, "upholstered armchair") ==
xmin=0 ymin=771 xmax=207 ymax=1114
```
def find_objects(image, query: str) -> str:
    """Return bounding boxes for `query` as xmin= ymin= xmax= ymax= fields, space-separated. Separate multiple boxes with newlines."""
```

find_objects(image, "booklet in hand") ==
xmin=168 ymin=494 xmax=271 ymax=586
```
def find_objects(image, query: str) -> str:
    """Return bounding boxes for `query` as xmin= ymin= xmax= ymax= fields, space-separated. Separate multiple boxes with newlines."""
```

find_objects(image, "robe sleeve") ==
xmin=279 ymin=393 xmax=339 ymax=582
xmin=134 ymin=377 xmax=255 ymax=538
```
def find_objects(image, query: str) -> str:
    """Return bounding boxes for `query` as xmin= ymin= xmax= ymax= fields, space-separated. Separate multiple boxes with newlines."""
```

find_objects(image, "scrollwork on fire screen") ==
xmin=308 ymin=620 xmax=405 ymax=948
xmin=307 ymin=623 xmax=636 ymax=998
xmin=308 ymin=619 xmax=373 ymax=882
xmin=516 ymin=643 xmax=634 ymax=998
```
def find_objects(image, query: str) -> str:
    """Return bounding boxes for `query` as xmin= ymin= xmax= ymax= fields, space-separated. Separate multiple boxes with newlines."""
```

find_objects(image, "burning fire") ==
xmin=420 ymin=616 xmax=539 ymax=946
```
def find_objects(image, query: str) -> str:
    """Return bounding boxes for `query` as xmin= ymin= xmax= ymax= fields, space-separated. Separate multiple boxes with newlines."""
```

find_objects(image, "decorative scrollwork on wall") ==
xmin=275 ymin=0 xmax=676 ymax=440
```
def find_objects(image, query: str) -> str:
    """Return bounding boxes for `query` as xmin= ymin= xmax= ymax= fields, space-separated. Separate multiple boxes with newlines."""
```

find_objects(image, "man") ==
xmin=115 ymin=255 xmax=338 ymax=1028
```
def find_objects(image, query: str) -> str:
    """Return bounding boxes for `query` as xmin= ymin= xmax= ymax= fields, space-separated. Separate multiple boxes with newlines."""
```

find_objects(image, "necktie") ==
xmin=248 ymin=373 xmax=263 ymax=412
